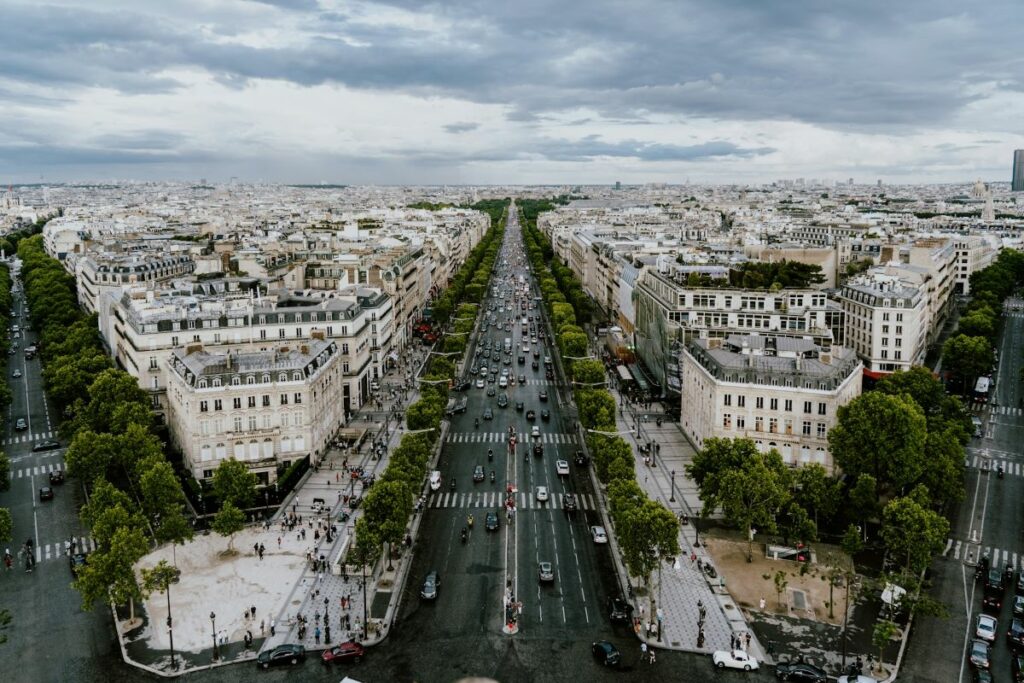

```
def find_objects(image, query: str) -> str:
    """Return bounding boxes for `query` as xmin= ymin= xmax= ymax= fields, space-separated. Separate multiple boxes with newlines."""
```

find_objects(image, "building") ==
xmin=680 ymin=334 xmax=862 ymax=471
xmin=1013 ymin=150 xmax=1024 ymax=192
xmin=76 ymin=252 xmax=195 ymax=313
xmin=166 ymin=337 xmax=344 ymax=483
xmin=838 ymin=272 xmax=927 ymax=373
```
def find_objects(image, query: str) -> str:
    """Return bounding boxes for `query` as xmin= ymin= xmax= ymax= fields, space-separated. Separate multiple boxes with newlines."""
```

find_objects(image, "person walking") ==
xmin=270 ymin=618 xmax=276 ymax=636
xmin=640 ymin=642 xmax=648 ymax=659
xmin=649 ymin=648 xmax=656 ymax=664
xmin=314 ymin=626 xmax=321 ymax=645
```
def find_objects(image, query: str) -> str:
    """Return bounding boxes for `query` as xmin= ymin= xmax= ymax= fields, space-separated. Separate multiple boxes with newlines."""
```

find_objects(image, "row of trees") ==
xmin=520 ymin=211 xmax=680 ymax=615
xmin=352 ymin=206 xmax=507 ymax=567
xmin=16 ymin=235 xmax=194 ymax=617
xmin=943 ymin=248 xmax=1024 ymax=392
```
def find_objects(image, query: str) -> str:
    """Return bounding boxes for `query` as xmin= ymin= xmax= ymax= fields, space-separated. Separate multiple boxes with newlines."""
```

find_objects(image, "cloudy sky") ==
xmin=1 ymin=0 xmax=1022 ymax=184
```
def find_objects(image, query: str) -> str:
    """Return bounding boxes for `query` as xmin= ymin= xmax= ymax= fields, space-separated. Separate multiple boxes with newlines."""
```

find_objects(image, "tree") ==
xmin=571 ymin=359 xmax=606 ymax=386
xmin=880 ymin=492 xmax=949 ymax=574
xmin=575 ymin=389 xmax=616 ymax=430
xmin=78 ymin=369 xmax=151 ymax=434
xmin=876 ymin=366 xmax=972 ymax=440
xmin=829 ymin=392 xmax=927 ymax=498
xmin=74 ymin=524 xmax=149 ymax=622
xmin=793 ymin=463 xmax=839 ymax=528
xmin=212 ymin=502 xmax=246 ymax=552
xmin=920 ymin=427 xmax=966 ymax=509
xmin=616 ymin=499 xmax=679 ymax=618
xmin=82 ymin=479 xmax=145 ymax=547
xmin=0 ymin=451 xmax=8 ymax=492
xmin=773 ymin=570 xmax=789 ymax=609
xmin=138 ymin=457 xmax=193 ymax=546
xmin=941 ymin=334 xmax=994 ymax=392
xmin=64 ymin=430 xmax=118 ymax=486
xmin=849 ymin=474 xmax=880 ymax=540
xmin=957 ymin=310 xmax=995 ymax=340
xmin=212 ymin=459 xmax=258 ymax=509
xmin=872 ymin=620 xmax=899 ymax=676
xmin=708 ymin=449 xmax=792 ymax=562
xmin=0 ymin=507 xmax=11 ymax=543
xmin=362 ymin=479 xmax=413 ymax=565
xmin=687 ymin=437 xmax=760 ymax=503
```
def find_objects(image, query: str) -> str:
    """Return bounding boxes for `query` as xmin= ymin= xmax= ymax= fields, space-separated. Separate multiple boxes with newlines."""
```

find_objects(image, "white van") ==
xmin=429 ymin=471 xmax=442 ymax=491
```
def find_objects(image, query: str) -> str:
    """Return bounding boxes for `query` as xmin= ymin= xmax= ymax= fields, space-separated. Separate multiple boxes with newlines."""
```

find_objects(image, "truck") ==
xmin=504 ymin=337 xmax=512 ymax=354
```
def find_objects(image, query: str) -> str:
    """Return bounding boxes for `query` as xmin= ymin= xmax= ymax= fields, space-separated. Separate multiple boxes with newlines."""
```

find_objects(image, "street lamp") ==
xmin=693 ymin=509 xmax=701 ymax=548
xmin=586 ymin=427 xmax=635 ymax=437
xmin=571 ymin=380 xmax=609 ymax=387
xmin=670 ymin=470 xmax=676 ymax=502
xmin=210 ymin=611 xmax=218 ymax=660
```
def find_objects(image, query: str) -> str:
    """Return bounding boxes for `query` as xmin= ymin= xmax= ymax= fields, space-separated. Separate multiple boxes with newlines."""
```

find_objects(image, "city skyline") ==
xmin=1 ymin=1 xmax=1023 ymax=184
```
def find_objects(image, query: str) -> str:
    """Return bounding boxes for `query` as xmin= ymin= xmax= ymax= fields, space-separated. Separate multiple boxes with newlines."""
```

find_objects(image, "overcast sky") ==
xmin=2 ymin=0 xmax=1022 ymax=185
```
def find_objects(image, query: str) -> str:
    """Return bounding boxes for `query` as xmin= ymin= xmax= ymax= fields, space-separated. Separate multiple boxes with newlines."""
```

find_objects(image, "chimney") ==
xmin=820 ymin=353 xmax=831 ymax=365
xmin=311 ymin=329 xmax=326 ymax=341
xmin=300 ymin=344 xmax=310 ymax=355
xmin=795 ymin=356 xmax=802 ymax=371
xmin=186 ymin=343 xmax=203 ymax=355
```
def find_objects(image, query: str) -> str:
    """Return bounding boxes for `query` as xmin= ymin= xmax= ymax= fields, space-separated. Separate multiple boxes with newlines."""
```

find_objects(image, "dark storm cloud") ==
xmin=443 ymin=122 xmax=480 ymax=134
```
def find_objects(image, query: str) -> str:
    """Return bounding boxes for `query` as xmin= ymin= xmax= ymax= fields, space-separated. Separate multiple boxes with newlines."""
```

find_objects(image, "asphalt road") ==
xmin=0 ymin=261 xmax=118 ymax=682
xmin=900 ymin=298 xmax=1024 ymax=683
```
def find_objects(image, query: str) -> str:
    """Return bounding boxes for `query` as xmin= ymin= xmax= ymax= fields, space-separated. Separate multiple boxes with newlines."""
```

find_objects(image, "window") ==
xmin=200 ymin=400 xmax=209 ymax=413
xmin=171 ymin=336 xmax=179 ymax=346
xmin=149 ymin=357 xmax=158 ymax=370
xmin=736 ymin=415 xmax=745 ymax=429
xmin=817 ymin=402 xmax=827 ymax=416
xmin=231 ymin=376 xmax=240 ymax=386
xmin=233 ymin=397 xmax=242 ymax=409
xmin=248 ymin=396 xmax=256 ymax=408
xmin=755 ymin=397 xmax=763 ymax=409
xmin=802 ymin=420 xmax=812 ymax=436
xmin=233 ymin=417 xmax=243 ymax=432
xmin=816 ymin=422 xmax=827 ymax=438
xmin=260 ymin=329 xmax=267 ymax=340
xmin=280 ymin=394 xmax=289 ymax=405
xmin=262 ymin=395 xmax=271 ymax=407
xmin=296 ymin=327 xmax=303 ymax=338
xmin=279 ymin=329 xmax=286 ymax=339
xmin=803 ymin=401 xmax=812 ymax=414
xmin=737 ymin=395 xmax=746 ymax=408
xmin=294 ymin=392 xmax=302 ymax=404
xmin=248 ymin=416 xmax=257 ymax=431
xmin=769 ymin=398 xmax=778 ymax=411
xmin=723 ymin=413 xmax=732 ymax=429
xmin=723 ymin=394 xmax=732 ymax=407
xmin=212 ymin=378 xmax=221 ymax=388
xmin=769 ymin=417 xmax=778 ymax=433
xmin=784 ymin=399 xmax=792 ymax=412
xmin=784 ymin=418 xmax=793 ymax=435
xmin=247 ymin=376 xmax=255 ymax=385
xmin=754 ymin=417 xmax=764 ymax=432
xmin=214 ymin=399 xmax=222 ymax=411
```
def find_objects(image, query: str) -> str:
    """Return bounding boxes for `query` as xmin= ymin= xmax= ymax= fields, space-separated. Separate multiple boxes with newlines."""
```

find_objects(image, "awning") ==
xmin=616 ymin=365 xmax=632 ymax=383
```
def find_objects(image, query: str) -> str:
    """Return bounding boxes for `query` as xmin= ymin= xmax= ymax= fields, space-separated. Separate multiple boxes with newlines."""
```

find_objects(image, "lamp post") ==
xmin=693 ymin=509 xmax=701 ymax=548
xmin=166 ymin=588 xmax=177 ymax=669
xmin=210 ymin=611 xmax=218 ymax=660
xmin=670 ymin=470 xmax=676 ymax=502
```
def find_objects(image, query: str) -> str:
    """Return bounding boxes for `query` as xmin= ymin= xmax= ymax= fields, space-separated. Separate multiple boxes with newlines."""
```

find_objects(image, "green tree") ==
xmin=687 ymin=437 xmax=759 ymax=501
xmin=362 ymin=479 xmax=413 ymax=564
xmin=575 ymin=389 xmax=617 ymax=430
xmin=0 ymin=451 xmax=9 ymax=492
xmin=793 ymin=462 xmax=840 ymax=528
xmin=0 ymin=507 xmax=11 ymax=543
xmin=78 ymin=369 xmax=151 ymax=434
xmin=920 ymin=427 xmax=966 ymax=509
xmin=212 ymin=458 xmax=258 ymax=509
xmin=849 ymin=474 xmax=880 ymax=540
xmin=829 ymin=392 xmax=927 ymax=498
xmin=140 ymin=560 xmax=180 ymax=616
xmin=616 ymin=499 xmax=679 ymax=618
xmin=957 ymin=310 xmax=996 ymax=340
xmin=138 ymin=457 xmax=193 ymax=546
xmin=74 ymin=524 xmax=149 ymax=621
xmin=872 ymin=620 xmax=899 ymax=675
xmin=212 ymin=501 xmax=246 ymax=552
xmin=876 ymin=366 xmax=972 ymax=440
xmin=880 ymin=492 xmax=950 ymax=574
xmin=571 ymin=358 xmax=606 ymax=386
xmin=773 ymin=570 xmax=789 ymax=609
xmin=707 ymin=449 xmax=792 ymax=562
xmin=941 ymin=334 xmax=995 ymax=392
xmin=65 ymin=430 xmax=118 ymax=486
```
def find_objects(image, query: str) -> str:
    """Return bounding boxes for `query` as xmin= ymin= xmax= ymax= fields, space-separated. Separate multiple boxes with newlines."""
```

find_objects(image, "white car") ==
xmin=475 ymin=379 xmax=485 ymax=389
xmin=531 ymin=426 xmax=540 ymax=438
xmin=712 ymin=649 xmax=759 ymax=671
xmin=976 ymin=613 xmax=998 ymax=642
xmin=536 ymin=486 xmax=549 ymax=502
xmin=590 ymin=526 xmax=608 ymax=544
xmin=555 ymin=459 xmax=569 ymax=476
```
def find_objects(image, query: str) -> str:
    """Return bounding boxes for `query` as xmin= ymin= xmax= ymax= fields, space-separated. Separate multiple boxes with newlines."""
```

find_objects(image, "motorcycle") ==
xmin=467 ymin=515 xmax=474 ymax=529
xmin=475 ymin=418 xmax=480 ymax=429
xmin=998 ymin=465 xmax=1005 ymax=479
xmin=488 ymin=449 xmax=493 ymax=461
xmin=460 ymin=527 xmax=468 ymax=543
xmin=490 ymin=470 xmax=496 ymax=483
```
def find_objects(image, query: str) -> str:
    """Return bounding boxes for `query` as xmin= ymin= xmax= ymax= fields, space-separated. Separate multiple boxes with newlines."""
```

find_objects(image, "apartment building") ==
xmin=680 ymin=334 xmax=862 ymax=471
xmin=76 ymin=252 xmax=195 ymax=313
xmin=166 ymin=337 xmax=344 ymax=482
xmin=952 ymin=235 xmax=999 ymax=295
xmin=838 ymin=272 xmax=927 ymax=373
xmin=97 ymin=279 xmax=392 ymax=421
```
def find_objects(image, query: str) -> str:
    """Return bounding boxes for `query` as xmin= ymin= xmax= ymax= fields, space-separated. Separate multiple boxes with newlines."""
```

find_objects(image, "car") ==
xmin=38 ymin=486 xmax=53 ymax=501
xmin=713 ymin=649 xmax=759 ymax=671
xmin=483 ymin=408 xmax=494 ymax=420
xmin=11 ymin=369 xmax=21 ymax=378
xmin=486 ymin=386 xmax=496 ymax=397
xmin=421 ymin=570 xmax=441 ymax=600
xmin=556 ymin=459 xmax=570 ymax=476
xmin=837 ymin=677 xmax=880 ymax=683
xmin=503 ymin=356 xmax=512 ymax=366
xmin=48 ymin=469 xmax=65 ymax=485
xmin=531 ymin=426 xmax=540 ymax=438
xmin=975 ymin=613 xmax=998 ymax=642
xmin=515 ymin=401 xmax=524 ymax=412
xmin=1009 ymin=617 xmax=1024 ymax=647
xmin=476 ymin=379 xmax=485 ymax=389
xmin=15 ymin=418 xmax=27 ymax=431
xmin=533 ymin=443 xmax=544 ymax=456
xmin=487 ymin=373 xmax=496 ymax=384
xmin=1012 ymin=654 xmax=1024 ymax=682
xmin=1017 ymin=571 xmax=1024 ymax=595
xmin=536 ymin=486 xmax=549 ymax=502
xmin=545 ymin=370 xmax=554 ymax=380
xmin=518 ymin=374 xmax=526 ymax=383
xmin=563 ymin=493 xmax=578 ymax=513
xmin=541 ymin=409 xmax=550 ymax=421
xmin=591 ymin=640 xmax=621 ymax=667
xmin=591 ymin=526 xmax=608 ymax=544
xmin=321 ymin=640 xmax=365 ymax=664
xmin=539 ymin=390 xmax=548 ymax=401
xmin=69 ymin=552 xmax=87 ymax=576
xmin=518 ymin=355 xmax=525 ymax=365
xmin=972 ymin=415 xmax=984 ymax=437
xmin=774 ymin=660 xmax=828 ymax=682
xmin=538 ymin=561 xmax=554 ymax=583
xmin=1015 ymin=595 xmax=1024 ymax=617
xmin=525 ymin=410 xmax=536 ymax=421
xmin=532 ymin=360 xmax=539 ymax=369
xmin=608 ymin=596 xmax=634 ymax=623
xmin=575 ymin=451 xmax=590 ymax=466
xmin=970 ymin=639 xmax=992 ymax=669
xmin=454 ymin=380 xmax=471 ymax=391
xmin=257 ymin=643 xmax=306 ymax=669
xmin=32 ymin=440 xmax=61 ymax=452
xmin=485 ymin=511 xmax=499 ymax=531
xmin=473 ymin=465 xmax=485 ymax=482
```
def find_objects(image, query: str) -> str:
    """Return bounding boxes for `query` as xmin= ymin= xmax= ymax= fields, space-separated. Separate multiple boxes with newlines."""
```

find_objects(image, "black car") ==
xmin=608 ymin=596 xmax=634 ymax=623
xmin=515 ymin=401 xmax=524 ymax=412
xmin=69 ymin=552 xmax=87 ymax=576
xmin=48 ymin=469 xmax=65 ymax=485
xmin=775 ymin=660 xmax=828 ymax=682
xmin=539 ymin=391 xmax=548 ymax=402
xmin=574 ymin=450 xmax=589 ymax=466
xmin=485 ymin=511 xmax=499 ymax=531
xmin=541 ymin=409 xmax=550 ymax=421
xmin=32 ymin=440 xmax=61 ymax=452
xmin=421 ymin=570 xmax=441 ymax=600
xmin=545 ymin=370 xmax=554 ymax=380
xmin=257 ymin=644 xmax=306 ymax=669
xmin=1009 ymin=618 xmax=1024 ymax=648
xmin=1012 ymin=654 xmax=1024 ymax=682
xmin=533 ymin=443 xmax=544 ymax=456
xmin=473 ymin=465 xmax=485 ymax=482
xmin=38 ymin=486 xmax=54 ymax=501
xmin=563 ymin=493 xmax=578 ymax=513
xmin=532 ymin=360 xmax=539 ymax=369
xmin=453 ymin=380 xmax=471 ymax=391
xmin=518 ymin=355 xmax=525 ymax=365
xmin=592 ymin=640 xmax=621 ymax=667
xmin=526 ymin=410 xmax=536 ymax=421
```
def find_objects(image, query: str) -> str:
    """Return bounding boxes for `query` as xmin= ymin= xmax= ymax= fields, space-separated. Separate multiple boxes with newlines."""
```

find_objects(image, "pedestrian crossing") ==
xmin=445 ymin=431 xmax=578 ymax=445
xmin=2 ymin=430 xmax=57 ymax=446
xmin=35 ymin=536 xmax=97 ymax=563
xmin=14 ymin=462 xmax=64 ymax=479
xmin=967 ymin=402 xmax=1023 ymax=416
xmin=968 ymin=455 xmax=1023 ymax=476
xmin=428 ymin=490 xmax=597 ymax=511
xmin=950 ymin=541 xmax=1024 ymax=570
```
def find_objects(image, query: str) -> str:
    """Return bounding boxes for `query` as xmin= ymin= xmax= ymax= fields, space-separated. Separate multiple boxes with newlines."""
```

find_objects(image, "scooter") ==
xmin=999 ymin=465 xmax=1005 ymax=479
xmin=460 ymin=527 xmax=468 ymax=544
xmin=475 ymin=418 xmax=480 ymax=429
xmin=488 ymin=449 xmax=493 ymax=461
xmin=490 ymin=470 xmax=496 ymax=483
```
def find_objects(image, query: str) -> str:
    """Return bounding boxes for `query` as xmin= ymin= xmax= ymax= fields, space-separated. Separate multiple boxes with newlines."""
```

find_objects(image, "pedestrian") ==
xmin=270 ymin=618 xmax=276 ymax=636
xmin=649 ymin=649 xmax=656 ymax=664
xmin=277 ymin=536 xmax=281 ymax=548
xmin=260 ymin=619 xmax=265 ymax=636
xmin=641 ymin=642 xmax=648 ymax=658
xmin=324 ymin=624 xmax=331 ymax=644
xmin=759 ymin=596 xmax=766 ymax=610
xmin=744 ymin=632 xmax=751 ymax=650
xmin=314 ymin=626 xmax=321 ymax=644
xmin=253 ymin=542 xmax=259 ymax=556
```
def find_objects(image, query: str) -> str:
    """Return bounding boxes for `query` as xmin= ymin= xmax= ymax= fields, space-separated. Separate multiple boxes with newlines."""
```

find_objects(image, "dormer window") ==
xmin=212 ymin=378 xmax=221 ymax=387
xmin=231 ymin=377 xmax=241 ymax=386
xmin=198 ymin=379 xmax=207 ymax=389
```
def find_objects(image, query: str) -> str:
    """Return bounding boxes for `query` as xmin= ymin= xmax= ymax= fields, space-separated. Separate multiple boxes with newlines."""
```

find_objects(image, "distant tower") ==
xmin=1013 ymin=150 xmax=1024 ymax=191
xmin=982 ymin=187 xmax=995 ymax=222
xmin=614 ymin=181 xmax=621 ymax=190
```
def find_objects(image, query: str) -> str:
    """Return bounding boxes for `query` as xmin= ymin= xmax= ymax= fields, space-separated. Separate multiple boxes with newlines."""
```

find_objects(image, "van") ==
xmin=429 ymin=471 xmax=441 ymax=491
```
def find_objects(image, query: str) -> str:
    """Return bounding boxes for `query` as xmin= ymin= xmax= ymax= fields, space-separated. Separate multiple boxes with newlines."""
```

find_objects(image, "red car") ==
xmin=321 ymin=640 xmax=365 ymax=664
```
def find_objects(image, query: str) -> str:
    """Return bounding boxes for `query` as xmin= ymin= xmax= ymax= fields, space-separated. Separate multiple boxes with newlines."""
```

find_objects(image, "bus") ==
xmin=973 ymin=376 xmax=991 ymax=403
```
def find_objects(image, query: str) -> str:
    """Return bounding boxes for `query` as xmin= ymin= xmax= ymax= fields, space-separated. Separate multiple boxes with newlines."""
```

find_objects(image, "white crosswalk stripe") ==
xmin=1 ymin=430 xmax=56 ymax=446
xmin=951 ymin=542 xmax=1024 ymax=571
xmin=16 ymin=463 xmax=64 ymax=479
xmin=34 ymin=536 xmax=97 ymax=564
xmin=970 ymin=456 xmax=1023 ymax=476
xmin=428 ymin=490 xmax=594 ymax=511
xmin=445 ymin=431 xmax=577 ymax=445
xmin=968 ymin=402 xmax=1024 ymax=416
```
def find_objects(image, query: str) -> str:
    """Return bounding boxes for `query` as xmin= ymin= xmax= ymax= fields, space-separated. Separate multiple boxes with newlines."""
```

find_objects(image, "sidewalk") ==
xmin=607 ymin=390 xmax=766 ymax=662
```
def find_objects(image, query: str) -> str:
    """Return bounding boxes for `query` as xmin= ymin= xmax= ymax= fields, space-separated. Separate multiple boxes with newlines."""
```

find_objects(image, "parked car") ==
xmin=321 ymin=640 xmax=365 ymax=664
xmin=1008 ymin=617 xmax=1024 ymax=648
xmin=977 ymin=613 xmax=998 ymax=642
xmin=970 ymin=639 xmax=992 ymax=669
xmin=713 ymin=649 xmax=759 ymax=671
xmin=775 ymin=660 xmax=828 ymax=682
xmin=590 ymin=526 xmax=608 ymax=544
xmin=591 ymin=640 xmax=620 ymax=667
xmin=538 ymin=561 xmax=554 ymax=583
xmin=607 ymin=596 xmax=634 ymax=623
xmin=420 ymin=570 xmax=441 ymax=600
xmin=257 ymin=644 xmax=306 ymax=669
